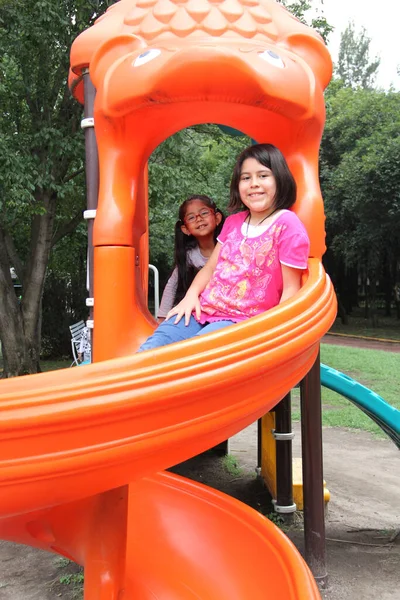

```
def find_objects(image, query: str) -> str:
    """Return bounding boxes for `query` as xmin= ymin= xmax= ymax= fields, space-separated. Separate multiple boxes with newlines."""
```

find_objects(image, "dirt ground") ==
xmin=0 ymin=340 xmax=399 ymax=599
xmin=227 ymin=421 xmax=399 ymax=600
xmin=322 ymin=333 xmax=400 ymax=353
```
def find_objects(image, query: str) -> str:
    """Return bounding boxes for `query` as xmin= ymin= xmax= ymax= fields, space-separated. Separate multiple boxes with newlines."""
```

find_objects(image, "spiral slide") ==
xmin=0 ymin=261 xmax=335 ymax=598
xmin=321 ymin=364 xmax=400 ymax=449
xmin=0 ymin=1 xmax=338 ymax=597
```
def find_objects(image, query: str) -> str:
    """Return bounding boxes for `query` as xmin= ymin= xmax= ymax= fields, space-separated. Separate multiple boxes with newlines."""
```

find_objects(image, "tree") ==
xmin=320 ymin=85 xmax=400 ymax=324
xmin=0 ymin=1 xmax=112 ymax=377
xmin=278 ymin=0 xmax=333 ymax=43
xmin=336 ymin=21 xmax=380 ymax=89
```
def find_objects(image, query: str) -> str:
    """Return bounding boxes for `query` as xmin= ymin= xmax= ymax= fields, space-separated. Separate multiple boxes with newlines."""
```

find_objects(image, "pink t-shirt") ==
xmin=197 ymin=210 xmax=310 ymax=324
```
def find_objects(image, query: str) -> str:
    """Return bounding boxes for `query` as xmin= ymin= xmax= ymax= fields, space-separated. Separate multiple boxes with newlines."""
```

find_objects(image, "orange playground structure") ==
xmin=0 ymin=1 xmax=337 ymax=597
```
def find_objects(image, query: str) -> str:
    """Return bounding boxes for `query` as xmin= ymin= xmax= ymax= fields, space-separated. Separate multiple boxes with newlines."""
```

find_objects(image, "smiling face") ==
xmin=181 ymin=199 xmax=221 ymax=239
xmin=238 ymin=158 xmax=277 ymax=220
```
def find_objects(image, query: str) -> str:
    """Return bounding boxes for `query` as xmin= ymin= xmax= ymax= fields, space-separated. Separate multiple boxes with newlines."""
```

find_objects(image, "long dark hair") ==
xmin=173 ymin=195 xmax=224 ymax=305
xmin=229 ymin=144 xmax=296 ymax=212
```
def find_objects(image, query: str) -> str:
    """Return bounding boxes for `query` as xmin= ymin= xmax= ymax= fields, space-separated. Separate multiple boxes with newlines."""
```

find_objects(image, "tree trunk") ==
xmin=0 ymin=232 xmax=38 ymax=376
xmin=383 ymin=253 xmax=392 ymax=317
xmin=0 ymin=196 xmax=55 ymax=377
xmin=336 ymin=295 xmax=349 ymax=325
xmin=367 ymin=275 xmax=378 ymax=328
xmin=0 ymin=269 xmax=28 ymax=377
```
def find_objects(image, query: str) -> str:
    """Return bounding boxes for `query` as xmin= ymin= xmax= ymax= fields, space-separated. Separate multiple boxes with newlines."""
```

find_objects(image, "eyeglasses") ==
xmin=184 ymin=208 xmax=213 ymax=224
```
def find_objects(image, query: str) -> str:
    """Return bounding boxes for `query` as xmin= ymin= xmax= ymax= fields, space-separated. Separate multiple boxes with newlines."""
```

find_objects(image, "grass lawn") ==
xmin=42 ymin=359 xmax=71 ymax=372
xmin=291 ymin=344 xmax=399 ymax=438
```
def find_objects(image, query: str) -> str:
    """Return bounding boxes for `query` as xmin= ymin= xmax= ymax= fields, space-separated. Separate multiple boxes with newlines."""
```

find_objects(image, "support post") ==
xmin=82 ymin=70 xmax=99 ymax=358
xmin=300 ymin=349 xmax=327 ymax=586
xmin=274 ymin=393 xmax=295 ymax=522
xmin=257 ymin=418 xmax=262 ymax=475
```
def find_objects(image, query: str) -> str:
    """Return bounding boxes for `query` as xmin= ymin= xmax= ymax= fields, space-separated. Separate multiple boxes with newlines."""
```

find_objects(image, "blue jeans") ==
xmin=138 ymin=316 xmax=235 ymax=352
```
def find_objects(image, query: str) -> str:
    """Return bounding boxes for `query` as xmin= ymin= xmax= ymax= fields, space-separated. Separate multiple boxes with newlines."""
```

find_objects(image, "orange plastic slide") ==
xmin=0 ymin=261 xmax=335 ymax=597
xmin=0 ymin=1 xmax=337 ymax=597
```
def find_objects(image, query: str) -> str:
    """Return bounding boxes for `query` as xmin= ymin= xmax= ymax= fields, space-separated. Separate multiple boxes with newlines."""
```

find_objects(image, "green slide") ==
xmin=321 ymin=364 xmax=400 ymax=449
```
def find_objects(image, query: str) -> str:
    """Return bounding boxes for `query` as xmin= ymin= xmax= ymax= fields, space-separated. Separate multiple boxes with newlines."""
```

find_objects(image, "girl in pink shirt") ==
xmin=139 ymin=144 xmax=310 ymax=351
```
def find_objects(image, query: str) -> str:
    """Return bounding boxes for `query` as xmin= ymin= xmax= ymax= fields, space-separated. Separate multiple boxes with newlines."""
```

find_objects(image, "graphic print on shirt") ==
xmin=240 ymin=236 xmax=276 ymax=269
xmin=201 ymin=222 xmax=285 ymax=319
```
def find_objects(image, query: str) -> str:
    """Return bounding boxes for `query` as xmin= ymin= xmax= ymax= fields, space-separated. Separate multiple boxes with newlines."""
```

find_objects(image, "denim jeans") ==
xmin=138 ymin=316 xmax=235 ymax=352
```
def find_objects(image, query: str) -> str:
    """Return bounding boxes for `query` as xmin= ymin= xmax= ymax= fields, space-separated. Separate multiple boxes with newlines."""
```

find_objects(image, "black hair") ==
xmin=173 ymin=195 xmax=225 ymax=305
xmin=228 ymin=144 xmax=296 ymax=213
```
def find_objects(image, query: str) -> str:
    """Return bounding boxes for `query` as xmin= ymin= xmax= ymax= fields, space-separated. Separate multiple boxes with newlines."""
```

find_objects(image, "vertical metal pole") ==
xmin=300 ymin=349 xmax=327 ymax=586
xmin=148 ymin=264 xmax=160 ymax=317
xmin=274 ymin=393 xmax=295 ymax=522
xmin=256 ymin=418 xmax=262 ymax=474
xmin=82 ymin=70 xmax=99 ymax=356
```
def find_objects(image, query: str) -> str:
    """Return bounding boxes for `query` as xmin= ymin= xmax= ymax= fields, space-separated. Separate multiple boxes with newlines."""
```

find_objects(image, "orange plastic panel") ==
xmin=0 ymin=1 xmax=336 ymax=598
xmin=0 ymin=473 xmax=320 ymax=598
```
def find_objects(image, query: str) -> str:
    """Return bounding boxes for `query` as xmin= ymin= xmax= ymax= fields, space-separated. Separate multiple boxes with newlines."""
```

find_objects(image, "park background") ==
xmin=1 ymin=0 xmax=400 ymax=377
xmin=0 ymin=3 xmax=399 ymax=599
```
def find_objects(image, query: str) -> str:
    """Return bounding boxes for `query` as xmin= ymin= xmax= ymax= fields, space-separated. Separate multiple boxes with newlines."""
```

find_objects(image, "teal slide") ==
xmin=320 ymin=364 xmax=400 ymax=449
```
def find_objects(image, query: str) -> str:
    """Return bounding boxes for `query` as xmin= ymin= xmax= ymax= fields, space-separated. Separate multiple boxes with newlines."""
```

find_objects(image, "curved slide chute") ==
xmin=321 ymin=364 xmax=400 ymax=449
xmin=0 ymin=1 xmax=337 ymax=597
xmin=0 ymin=261 xmax=335 ymax=598
xmin=0 ymin=261 xmax=334 ymax=517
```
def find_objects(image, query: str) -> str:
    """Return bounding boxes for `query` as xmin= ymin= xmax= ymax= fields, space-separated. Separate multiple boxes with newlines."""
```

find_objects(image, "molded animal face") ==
xmin=69 ymin=0 xmax=332 ymax=258
xmin=70 ymin=0 xmax=332 ymax=116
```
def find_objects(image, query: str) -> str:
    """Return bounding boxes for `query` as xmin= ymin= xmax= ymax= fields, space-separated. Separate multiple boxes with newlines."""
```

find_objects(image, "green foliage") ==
xmin=321 ymin=82 xmax=400 ymax=317
xmin=41 ymin=224 xmax=88 ymax=358
xmin=54 ymin=556 xmax=84 ymax=599
xmin=265 ymin=511 xmax=285 ymax=527
xmin=222 ymin=454 xmax=243 ymax=476
xmin=0 ymin=1 xmax=113 ymax=369
xmin=278 ymin=0 xmax=333 ymax=42
xmin=336 ymin=22 xmax=380 ymax=90
xmin=0 ymin=1 xmax=107 ymax=253
xmin=59 ymin=572 xmax=84 ymax=586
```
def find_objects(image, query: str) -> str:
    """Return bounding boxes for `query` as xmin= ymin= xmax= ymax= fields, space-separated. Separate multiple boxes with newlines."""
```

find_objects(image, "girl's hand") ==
xmin=165 ymin=243 xmax=221 ymax=326
xmin=166 ymin=292 xmax=201 ymax=325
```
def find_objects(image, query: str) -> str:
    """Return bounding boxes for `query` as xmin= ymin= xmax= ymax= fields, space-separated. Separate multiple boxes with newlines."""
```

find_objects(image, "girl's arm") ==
xmin=167 ymin=242 xmax=222 ymax=325
xmin=279 ymin=264 xmax=303 ymax=304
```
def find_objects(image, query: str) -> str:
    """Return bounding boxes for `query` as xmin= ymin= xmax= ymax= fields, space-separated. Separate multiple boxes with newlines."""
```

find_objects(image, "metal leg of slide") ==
xmin=256 ymin=417 xmax=262 ymax=476
xmin=300 ymin=349 xmax=328 ymax=586
xmin=274 ymin=393 xmax=295 ymax=523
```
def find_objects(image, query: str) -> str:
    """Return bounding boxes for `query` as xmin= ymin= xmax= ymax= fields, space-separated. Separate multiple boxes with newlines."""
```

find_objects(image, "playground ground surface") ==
xmin=0 ymin=338 xmax=399 ymax=599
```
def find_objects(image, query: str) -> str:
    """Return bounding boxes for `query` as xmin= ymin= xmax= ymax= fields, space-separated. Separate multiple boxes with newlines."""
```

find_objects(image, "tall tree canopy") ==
xmin=336 ymin=21 xmax=381 ymax=89
xmin=320 ymin=84 xmax=400 ymax=322
xmin=0 ymin=0 xmax=113 ymax=376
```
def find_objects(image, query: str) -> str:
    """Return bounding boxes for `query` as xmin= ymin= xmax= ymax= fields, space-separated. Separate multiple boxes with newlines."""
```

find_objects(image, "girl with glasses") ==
xmin=157 ymin=195 xmax=225 ymax=322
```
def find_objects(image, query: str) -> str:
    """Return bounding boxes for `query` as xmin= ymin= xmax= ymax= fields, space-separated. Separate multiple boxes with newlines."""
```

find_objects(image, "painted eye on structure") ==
xmin=258 ymin=50 xmax=285 ymax=69
xmin=133 ymin=49 xmax=161 ymax=67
